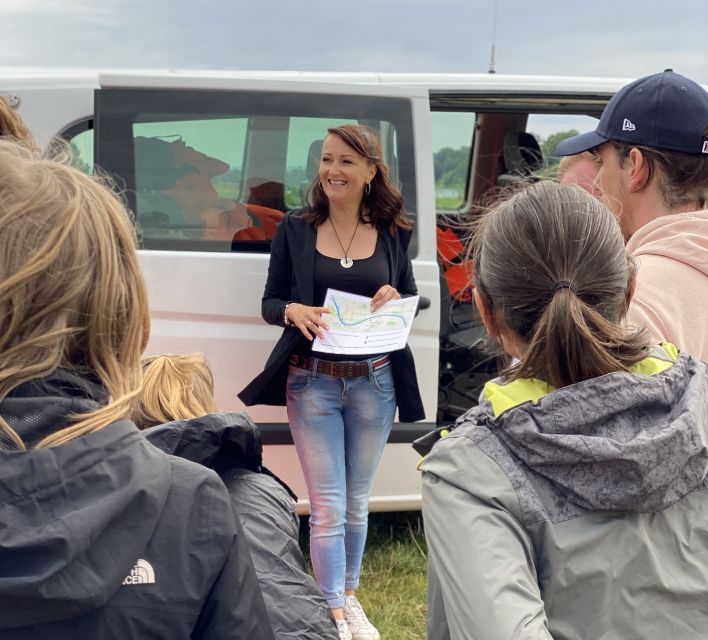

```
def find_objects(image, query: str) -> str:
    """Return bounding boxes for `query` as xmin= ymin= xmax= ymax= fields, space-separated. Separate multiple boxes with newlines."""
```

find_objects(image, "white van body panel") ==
xmin=1 ymin=69 xmax=441 ymax=511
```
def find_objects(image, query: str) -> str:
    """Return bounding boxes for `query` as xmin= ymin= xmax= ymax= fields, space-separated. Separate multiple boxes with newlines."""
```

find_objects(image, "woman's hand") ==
xmin=285 ymin=303 xmax=330 ymax=340
xmin=370 ymin=285 xmax=401 ymax=312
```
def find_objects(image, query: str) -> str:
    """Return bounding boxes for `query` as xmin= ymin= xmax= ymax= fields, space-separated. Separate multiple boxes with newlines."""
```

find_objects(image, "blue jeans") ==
xmin=286 ymin=358 xmax=396 ymax=609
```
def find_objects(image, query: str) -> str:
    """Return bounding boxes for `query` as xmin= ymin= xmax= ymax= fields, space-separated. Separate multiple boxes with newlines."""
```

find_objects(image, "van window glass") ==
xmin=132 ymin=118 xmax=248 ymax=248
xmin=430 ymin=111 xmax=475 ymax=211
xmin=96 ymin=88 xmax=418 ymax=255
xmin=526 ymin=113 xmax=600 ymax=176
xmin=65 ymin=126 xmax=94 ymax=175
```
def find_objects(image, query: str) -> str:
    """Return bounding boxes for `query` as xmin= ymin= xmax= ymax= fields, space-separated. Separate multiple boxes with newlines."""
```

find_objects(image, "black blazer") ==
xmin=238 ymin=210 xmax=425 ymax=423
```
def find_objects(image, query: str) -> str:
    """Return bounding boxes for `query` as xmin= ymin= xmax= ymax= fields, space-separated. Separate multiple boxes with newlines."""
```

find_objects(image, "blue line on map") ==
xmin=331 ymin=296 xmax=408 ymax=328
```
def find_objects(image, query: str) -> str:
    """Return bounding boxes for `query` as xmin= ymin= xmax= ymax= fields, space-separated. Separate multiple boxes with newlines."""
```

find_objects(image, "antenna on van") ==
xmin=488 ymin=0 xmax=498 ymax=74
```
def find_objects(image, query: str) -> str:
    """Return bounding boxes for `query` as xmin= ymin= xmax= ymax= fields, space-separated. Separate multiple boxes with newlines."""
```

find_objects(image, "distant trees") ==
xmin=539 ymin=130 xmax=580 ymax=173
xmin=434 ymin=146 xmax=471 ymax=190
xmin=68 ymin=141 xmax=91 ymax=175
xmin=433 ymin=146 xmax=471 ymax=207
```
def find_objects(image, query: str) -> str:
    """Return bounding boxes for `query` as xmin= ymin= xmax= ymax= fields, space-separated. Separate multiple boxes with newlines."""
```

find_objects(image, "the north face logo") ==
xmin=702 ymin=140 xmax=708 ymax=154
xmin=622 ymin=118 xmax=636 ymax=132
xmin=122 ymin=559 xmax=155 ymax=585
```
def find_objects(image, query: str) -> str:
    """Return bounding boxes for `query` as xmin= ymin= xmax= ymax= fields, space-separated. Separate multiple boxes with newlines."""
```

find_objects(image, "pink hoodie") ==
xmin=626 ymin=210 xmax=708 ymax=362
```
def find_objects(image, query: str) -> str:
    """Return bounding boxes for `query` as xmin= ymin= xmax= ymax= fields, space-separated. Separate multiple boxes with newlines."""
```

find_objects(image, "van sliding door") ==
xmin=94 ymin=76 xmax=439 ymax=512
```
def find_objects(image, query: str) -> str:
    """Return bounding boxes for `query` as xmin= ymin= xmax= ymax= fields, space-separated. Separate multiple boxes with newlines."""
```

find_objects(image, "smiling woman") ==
xmin=240 ymin=124 xmax=424 ymax=640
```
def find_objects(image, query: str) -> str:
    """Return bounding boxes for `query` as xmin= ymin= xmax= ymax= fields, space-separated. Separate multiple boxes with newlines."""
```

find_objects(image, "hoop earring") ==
xmin=365 ymin=182 xmax=371 ymax=197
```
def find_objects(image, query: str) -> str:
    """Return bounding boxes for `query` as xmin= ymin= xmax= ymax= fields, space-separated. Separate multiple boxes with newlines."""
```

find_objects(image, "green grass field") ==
xmin=300 ymin=511 xmax=428 ymax=639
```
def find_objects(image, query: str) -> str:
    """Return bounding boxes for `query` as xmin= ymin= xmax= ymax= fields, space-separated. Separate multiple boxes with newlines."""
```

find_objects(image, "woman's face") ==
xmin=319 ymin=133 xmax=376 ymax=209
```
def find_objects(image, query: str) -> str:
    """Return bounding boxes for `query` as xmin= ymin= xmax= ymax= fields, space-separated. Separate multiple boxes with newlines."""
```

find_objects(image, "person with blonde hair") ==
xmin=0 ymin=96 xmax=36 ymax=149
xmin=135 ymin=353 xmax=339 ymax=640
xmin=556 ymin=151 xmax=601 ymax=197
xmin=0 ymin=140 xmax=273 ymax=640
xmin=136 ymin=353 xmax=218 ymax=424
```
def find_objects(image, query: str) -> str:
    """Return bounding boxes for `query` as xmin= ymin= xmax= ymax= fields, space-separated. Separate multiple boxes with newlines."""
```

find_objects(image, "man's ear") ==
xmin=627 ymin=148 xmax=651 ymax=192
xmin=473 ymin=287 xmax=498 ymax=337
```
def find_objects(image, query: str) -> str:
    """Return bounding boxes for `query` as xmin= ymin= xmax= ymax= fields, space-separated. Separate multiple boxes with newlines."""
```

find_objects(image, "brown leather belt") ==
xmin=289 ymin=354 xmax=390 ymax=378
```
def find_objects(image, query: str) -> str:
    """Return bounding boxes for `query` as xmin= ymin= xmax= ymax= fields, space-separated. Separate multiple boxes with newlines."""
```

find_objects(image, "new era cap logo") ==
xmin=622 ymin=118 xmax=636 ymax=132
xmin=122 ymin=559 xmax=155 ymax=585
xmin=702 ymin=140 xmax=708 ymax=154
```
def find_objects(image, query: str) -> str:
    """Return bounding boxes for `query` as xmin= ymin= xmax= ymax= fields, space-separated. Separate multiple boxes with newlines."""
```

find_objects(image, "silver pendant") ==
xmin=340 ymin=256 xmax=354 ymax=269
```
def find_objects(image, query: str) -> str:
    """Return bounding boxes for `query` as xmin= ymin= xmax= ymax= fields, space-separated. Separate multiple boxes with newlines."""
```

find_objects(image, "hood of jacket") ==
xmin=626 ymin=209 xmax=708 ymax=278
xmin=141 ymin=412 xmax=263 ymax=475
xmin=458 ymin=349 xmax=708 ymax=513
xmin=0 ymin=371 xmax=173 ymax=628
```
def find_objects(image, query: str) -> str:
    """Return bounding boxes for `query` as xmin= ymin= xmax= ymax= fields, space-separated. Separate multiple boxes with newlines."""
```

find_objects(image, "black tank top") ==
xmin=294 ymin=234 xmax=390 ymax=361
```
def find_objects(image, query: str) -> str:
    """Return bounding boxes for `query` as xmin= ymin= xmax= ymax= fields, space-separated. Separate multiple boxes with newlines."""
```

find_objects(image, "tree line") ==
xmin=434 ymin=130 xmax=580 ymax=189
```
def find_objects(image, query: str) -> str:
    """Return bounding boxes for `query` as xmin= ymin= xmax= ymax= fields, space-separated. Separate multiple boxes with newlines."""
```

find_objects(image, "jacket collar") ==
xmin=483 ymin=343 xmax=679 ymax=417
xmin=1 ymin=369 xmax=107 ymax=449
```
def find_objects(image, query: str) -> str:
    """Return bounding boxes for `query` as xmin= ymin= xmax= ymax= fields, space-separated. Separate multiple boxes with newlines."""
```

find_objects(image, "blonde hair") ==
xmin=0 ymin=97 xmax=37 ymax=150
xmin=0 ymin=140 xmax=150 ymax=449
xmin=557 ymin=151 xmax=597 ymax=179
xmin=134 ymin=353 xmax=218 ymax=429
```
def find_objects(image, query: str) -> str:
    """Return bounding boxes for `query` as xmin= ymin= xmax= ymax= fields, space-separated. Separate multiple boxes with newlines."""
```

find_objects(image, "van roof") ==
xmin=0 ymin=68 xmax=636 ymax=94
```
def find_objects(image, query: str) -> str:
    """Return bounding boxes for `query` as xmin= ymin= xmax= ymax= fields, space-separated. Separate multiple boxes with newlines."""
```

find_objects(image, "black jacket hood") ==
xmin=0 ymin=372 xmax=173 ymax=628
xmin=142 ymin=412 xmax=297 ymax=501
xmin=142 ymin=412 xmax=263 ymax=475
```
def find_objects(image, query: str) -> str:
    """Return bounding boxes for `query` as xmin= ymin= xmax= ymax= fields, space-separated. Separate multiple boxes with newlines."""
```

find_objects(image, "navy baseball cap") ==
xmin=555 ymin=69 xmax=708 ymax=156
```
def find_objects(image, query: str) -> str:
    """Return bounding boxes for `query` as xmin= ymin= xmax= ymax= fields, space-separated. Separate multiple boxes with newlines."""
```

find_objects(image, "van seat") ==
xmin=497 ymin=131 xmax=543 ymax=187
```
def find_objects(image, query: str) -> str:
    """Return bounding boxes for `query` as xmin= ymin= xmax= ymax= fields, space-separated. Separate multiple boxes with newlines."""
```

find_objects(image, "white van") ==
xmin=1 ymin=69 xmax=628 ymax=511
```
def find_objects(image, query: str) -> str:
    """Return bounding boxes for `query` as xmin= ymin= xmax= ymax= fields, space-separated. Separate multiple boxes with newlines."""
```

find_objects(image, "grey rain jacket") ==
xmin=0 ymin=372 xmax=274 ymax=640
xmin=420 ymin=346 xmax=708 ymax=640
xmin=144 ymin=412 xmax=338 ymax=640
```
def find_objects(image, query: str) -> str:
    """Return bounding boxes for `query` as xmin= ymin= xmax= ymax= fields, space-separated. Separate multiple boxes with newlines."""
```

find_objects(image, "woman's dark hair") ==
xmin=473 ymin=180 xmax=651 ymax=388
xmin=305 ymin=124 xmax=412 ymax=233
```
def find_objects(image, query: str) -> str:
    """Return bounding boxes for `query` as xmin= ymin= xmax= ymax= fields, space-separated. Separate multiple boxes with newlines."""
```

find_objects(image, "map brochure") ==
xmin=312 ymin=288 xmax=420 ymax=356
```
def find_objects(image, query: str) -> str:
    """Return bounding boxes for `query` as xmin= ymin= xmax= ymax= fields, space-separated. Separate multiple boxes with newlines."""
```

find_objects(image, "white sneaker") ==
xmin=343 ymin=595 xmax=380 ymax=640
xmin=336 ymin=619 xmax=353 ymax=640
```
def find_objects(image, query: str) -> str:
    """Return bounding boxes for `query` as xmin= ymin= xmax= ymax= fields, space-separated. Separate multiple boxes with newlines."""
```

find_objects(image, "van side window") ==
xmin=61 ymin=120 xmax=94 ymax=175
xmin=430 ymin=111 xmax=476 ymax=211
xmin=132 ymin=118 xmax=249 ymax=249
xmin=526 ymin=113 xmax=600 ymax=176
xmin=95 ymin=88 xmax=418 ymax=255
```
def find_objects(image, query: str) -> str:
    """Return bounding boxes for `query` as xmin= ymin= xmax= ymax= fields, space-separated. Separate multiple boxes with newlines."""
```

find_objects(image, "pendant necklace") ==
xmin=330 ymin=218 xmax=359 ymax=269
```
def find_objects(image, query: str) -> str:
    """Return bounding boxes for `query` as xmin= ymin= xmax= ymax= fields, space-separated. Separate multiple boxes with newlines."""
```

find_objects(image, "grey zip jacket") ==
xmin=0 ymin=371 xmax=274 ymax=640
xmin=420 ymin=345 xmax=708 ymax=640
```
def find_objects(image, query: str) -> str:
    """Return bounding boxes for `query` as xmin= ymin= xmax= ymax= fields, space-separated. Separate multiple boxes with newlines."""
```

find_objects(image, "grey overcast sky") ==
xmin=2 ymin=0 xmax=706 ymax=82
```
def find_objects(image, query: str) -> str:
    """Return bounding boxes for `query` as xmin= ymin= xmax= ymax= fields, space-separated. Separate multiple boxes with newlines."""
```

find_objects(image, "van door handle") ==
xmin=418 ymin=296 xmax=431 ymax=310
